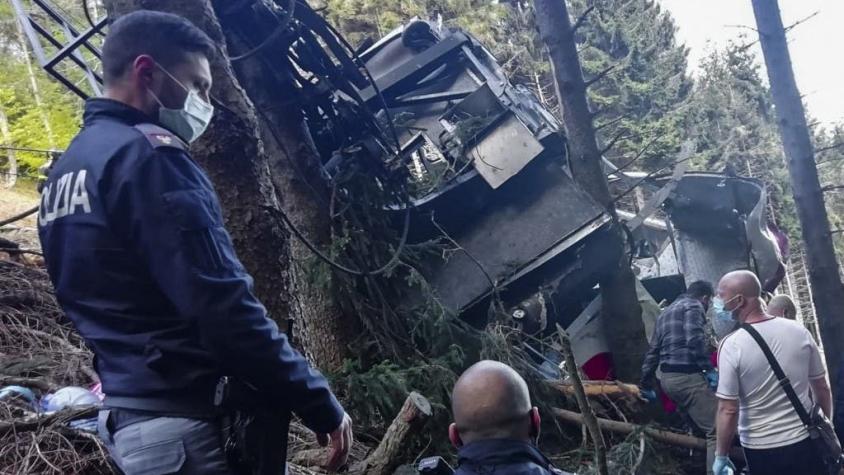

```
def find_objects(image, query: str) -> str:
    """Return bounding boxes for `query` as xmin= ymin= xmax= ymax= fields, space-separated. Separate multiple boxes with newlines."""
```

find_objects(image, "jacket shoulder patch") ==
xmin=134 ymin=123 xmax=187 ymax=151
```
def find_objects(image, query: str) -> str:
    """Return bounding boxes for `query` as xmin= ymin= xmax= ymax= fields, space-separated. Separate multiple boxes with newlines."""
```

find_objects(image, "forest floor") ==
xmin=0 ymin=184 xmax=40 ymax=250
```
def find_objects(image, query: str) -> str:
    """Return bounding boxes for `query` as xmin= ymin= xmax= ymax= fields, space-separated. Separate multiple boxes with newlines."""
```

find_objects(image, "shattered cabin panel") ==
xmin=675 ymin=232 xmax=748 ymax=286
xmin=423 ymin=156 xmax=607 ymax=312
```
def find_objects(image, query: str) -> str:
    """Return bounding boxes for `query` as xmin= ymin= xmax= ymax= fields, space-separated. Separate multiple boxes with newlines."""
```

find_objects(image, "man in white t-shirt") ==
xmin=712 ymin=270 xmax=832 ymax=475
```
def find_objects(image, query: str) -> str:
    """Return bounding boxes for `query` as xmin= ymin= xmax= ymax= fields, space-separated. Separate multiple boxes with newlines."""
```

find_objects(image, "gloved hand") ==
xmin=639 ymin=388 xmax=657 ymax=402
xmin=705 ymin=369 xmax=719 ymax=391
xmin=712 ymin=455 xmax=736 ymax=475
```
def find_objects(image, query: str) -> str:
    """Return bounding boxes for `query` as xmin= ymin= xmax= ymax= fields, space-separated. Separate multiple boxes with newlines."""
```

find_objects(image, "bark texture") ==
xmin=350 ymin=391 xmax=431 ymax=475
xmin=533 ymin=0 xmax=647 ymax=382
xmin=213 ymin=3 xmax=356 ymax=371
xmin=103 ymin=0 xmax=294 ymax=330
xmin=752 ymin=0 xmax=844 ymax=381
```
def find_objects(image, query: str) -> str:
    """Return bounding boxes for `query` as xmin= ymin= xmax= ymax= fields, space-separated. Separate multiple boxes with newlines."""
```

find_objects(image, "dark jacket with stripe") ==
xmin=37 ymin=98 xmax=343 ymax=434
xmin=455 ymin=439 xmax=571 ymax=475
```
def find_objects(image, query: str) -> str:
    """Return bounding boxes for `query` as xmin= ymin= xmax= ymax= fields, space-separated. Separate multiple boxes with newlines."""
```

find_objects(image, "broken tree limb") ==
xmin=350 ymin=391 xmax=431 ymax=475
xmin=552 ymin=380 xmax=644 ymax=401
xmin=0 ymin=405 xmax=98 ymax=436
xmin=553 ymin=408 xmax=746 ymax=462
xmin=556 ymin=324 xmax=608 ymax=475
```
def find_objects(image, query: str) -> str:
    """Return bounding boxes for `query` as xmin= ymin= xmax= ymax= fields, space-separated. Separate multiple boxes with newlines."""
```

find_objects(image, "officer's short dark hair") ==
xmin=102 ymin=10 xmax=215 ymax=84
xmin=687 ymin=280 xmax=714 ymax=299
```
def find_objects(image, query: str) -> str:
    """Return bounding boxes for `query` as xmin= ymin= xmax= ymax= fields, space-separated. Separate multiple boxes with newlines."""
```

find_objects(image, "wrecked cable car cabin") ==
xmin=12 ymin=2 xmax=788 ymax=381
xmin=356 ymin=20 xmax=787 ymax=378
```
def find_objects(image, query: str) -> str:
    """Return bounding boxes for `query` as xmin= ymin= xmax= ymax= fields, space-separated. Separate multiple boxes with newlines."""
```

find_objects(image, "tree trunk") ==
xmin=533 ymin=0 xmax=647 ymax=382
xmin=13 ymin=13 xmax=55 ymax=149
xmin=212 ymin=3 xmax=356 ymax=372
xmin=751 ymin=0 xmax=844 ymax=382
xmin=0 ymin=108 xmax=16 ymax=188
xmin=103 ymin=0 xmax=295 ymax=335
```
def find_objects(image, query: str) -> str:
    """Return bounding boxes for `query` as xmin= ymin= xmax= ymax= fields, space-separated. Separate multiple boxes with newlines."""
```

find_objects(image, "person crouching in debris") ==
xmin=712 ymin=270 xmax=833 ymax=475
xmin=639 ymin=280 xmax=718 ymax=475
xmin=36 ymin=10 xmax=352 ymax=474
xmin=448 ymin=360 xmax=571 ymax=475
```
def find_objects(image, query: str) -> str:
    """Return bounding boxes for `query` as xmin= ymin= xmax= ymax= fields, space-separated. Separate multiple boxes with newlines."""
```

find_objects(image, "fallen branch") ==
xmin=556 ymin=324 xmax=608 ymax=475
xmin=351 ymin=391 xmax=432 ymax=475
xmin=0 ymin=205 xmax=38 ymax=229
xmin=0 ymin=405 xmax=98 ymax=436
xmin=553 ymin=408 xmax=745 ymax=462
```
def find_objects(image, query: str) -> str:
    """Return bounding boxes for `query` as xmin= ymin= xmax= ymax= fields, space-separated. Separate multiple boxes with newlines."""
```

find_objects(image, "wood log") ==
xmin=553 ymin=408 xmax=746 ymax=462
xmin=552 ymin=380 xmax=643 ymax=400
xmin=351 ymin=392 xmax=432 ymax=475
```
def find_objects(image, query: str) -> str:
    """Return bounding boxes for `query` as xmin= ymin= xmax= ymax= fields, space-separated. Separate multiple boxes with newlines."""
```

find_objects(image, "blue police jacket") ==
xmin=37 ymin=98 xmax=343 ymax=433
xmin=455 ymin=439 xmax=571 ymax=475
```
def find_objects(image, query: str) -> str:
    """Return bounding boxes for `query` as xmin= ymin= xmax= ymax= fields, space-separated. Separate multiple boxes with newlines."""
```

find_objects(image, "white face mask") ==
xmin=148 ymin=63 xmax=214 ymax=143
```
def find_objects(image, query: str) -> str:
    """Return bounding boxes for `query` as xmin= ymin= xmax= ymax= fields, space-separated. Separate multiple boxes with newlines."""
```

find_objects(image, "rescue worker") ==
xmin=767 ymin=294 xmax=797 ymax=320
xmin=37 ymin=10 xmax=352 ymax=474
xmin=713 ymin=270 xmax=831 ymax=475
xmin=639 ymin=280 xmax=718 ymax=475
xmin=448 ymin=360 xmax=571 ymax=475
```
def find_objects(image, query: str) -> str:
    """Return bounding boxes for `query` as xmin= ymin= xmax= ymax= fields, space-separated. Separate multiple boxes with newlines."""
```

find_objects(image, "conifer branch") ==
xmin=572 ymin=6 xmax=596 ymax=33
xmin=584 ymin=64 xmax=617 ymax=89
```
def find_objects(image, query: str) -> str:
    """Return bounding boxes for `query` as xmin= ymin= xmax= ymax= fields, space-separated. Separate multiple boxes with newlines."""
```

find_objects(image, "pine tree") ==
xmin=569 ymin=0 xmax=693 ymax=170
xmin=687 ymin=40 xmax=797 ymax=235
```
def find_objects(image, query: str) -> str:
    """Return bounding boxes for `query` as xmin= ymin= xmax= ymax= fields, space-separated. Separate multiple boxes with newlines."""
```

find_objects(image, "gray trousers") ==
xmin=97 ymin=409 xmax=233 ymax=474
xmin=660 ymin=372 xmax=717 ymax=475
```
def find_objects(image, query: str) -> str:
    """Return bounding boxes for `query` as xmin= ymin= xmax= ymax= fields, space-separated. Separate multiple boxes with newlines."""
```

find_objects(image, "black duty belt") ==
xmin=660 ymin=363 xmax=704 ymax=374
xmin=104 ymin=395 xmax=217 ymax=418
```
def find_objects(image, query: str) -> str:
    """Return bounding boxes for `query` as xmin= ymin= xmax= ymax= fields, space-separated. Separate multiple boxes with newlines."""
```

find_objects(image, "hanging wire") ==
xmin=320 ymin=18 xmax=403 ymax=153
xmin=264 ymin=204 xmax=410 ymax=277
xmin=230 ymin=0 xmax=296 ymax=62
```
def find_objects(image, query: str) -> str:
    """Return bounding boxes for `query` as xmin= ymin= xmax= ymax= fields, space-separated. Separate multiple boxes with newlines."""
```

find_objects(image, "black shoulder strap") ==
xmin=133 ymin=123 xmax=188 ymax=151
xmin=741 ymin=323 xmax=812 ymax=426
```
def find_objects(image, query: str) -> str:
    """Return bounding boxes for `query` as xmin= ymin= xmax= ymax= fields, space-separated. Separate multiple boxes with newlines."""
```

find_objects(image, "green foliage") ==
xmin=319 ymin=0 xmax=508 ymax=50
xmin=0 ymin=6 xmax=84 ymax=175
xmin=570 ymin=0 xmax=693 ymax=170
xmin=686 ymin=39 xmax=799 ymax=239
xmin=814 ymin=123 xmax=844 ymax=263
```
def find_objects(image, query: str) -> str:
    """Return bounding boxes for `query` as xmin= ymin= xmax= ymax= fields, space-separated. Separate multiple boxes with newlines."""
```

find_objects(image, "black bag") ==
xmin=741 ymin=323 xmax=843 ymax=475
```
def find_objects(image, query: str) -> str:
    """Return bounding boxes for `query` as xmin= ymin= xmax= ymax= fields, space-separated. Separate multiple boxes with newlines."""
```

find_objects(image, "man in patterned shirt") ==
xmin=640 ymin=280 xmax=717 ymax=474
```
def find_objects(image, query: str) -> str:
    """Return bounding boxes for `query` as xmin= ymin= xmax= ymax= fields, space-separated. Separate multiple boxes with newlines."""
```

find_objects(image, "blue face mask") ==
xmin=712 ymin=295 xmax=741 ymax=339
xmin=148 ymin=63 xmax=214 ymax=143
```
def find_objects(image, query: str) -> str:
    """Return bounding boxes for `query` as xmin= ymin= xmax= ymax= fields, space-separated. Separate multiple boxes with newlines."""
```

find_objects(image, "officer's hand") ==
xmin=712 ymin=455 xmax=736 ymax=475
xmin=317 ymin=412 xmax=353 ymax=472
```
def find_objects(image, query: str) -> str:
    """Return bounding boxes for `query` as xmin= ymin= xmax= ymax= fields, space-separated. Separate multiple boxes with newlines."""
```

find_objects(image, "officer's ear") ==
xmin=448 ymin=423 xmax=463 ymax=449
xmin=529 ymin=407 xmax=541 ymax=441
xmin=133 ymin=54 xmax=158 ymax=89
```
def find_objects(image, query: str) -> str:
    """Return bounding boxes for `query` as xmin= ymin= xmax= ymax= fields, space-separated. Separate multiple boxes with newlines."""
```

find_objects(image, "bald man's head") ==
xmin=768 ymin=294 xmax=797 ymax=320
xmin=717 ymin=270 xmax=763 ymax=322
xmin=449 ymin=360 xmax=539 ymax=447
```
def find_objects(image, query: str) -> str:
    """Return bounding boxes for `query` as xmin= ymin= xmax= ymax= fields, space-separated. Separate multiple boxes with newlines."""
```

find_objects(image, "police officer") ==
xmin=449 ymin=361 xmax=571 ymax=475
xmin=37 ymin=10 xmax=352 ymax=474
